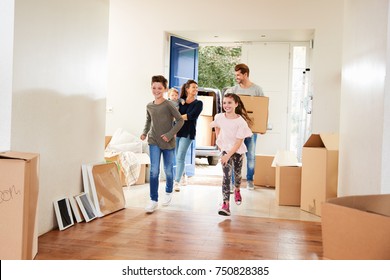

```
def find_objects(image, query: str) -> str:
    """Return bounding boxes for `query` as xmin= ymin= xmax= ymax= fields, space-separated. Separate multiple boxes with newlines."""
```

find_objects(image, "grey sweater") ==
xmin=142 ymin=99 xmax=184 ymax=150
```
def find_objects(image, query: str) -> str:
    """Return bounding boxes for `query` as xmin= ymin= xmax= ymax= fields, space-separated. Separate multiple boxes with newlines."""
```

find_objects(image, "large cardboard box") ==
xmin=105 ymin=136 xmax=149 ymax=186
xmin=322 ymin=194 xmax=390 ymax=260
xmin=300 ymin=134 xmax=339 ymax=216
xmin=0 ymin=151 xmax=39 ymax=260
xmin=196 ymin=115 xmax=214 ymax=146
xmin=197 ymin=95 xmax=214 ymax=116
xmin=239 ymin=95 xmax=269 ymax=134
xmin=253 ymin=155 xmax=275 ymax=187
xmin=275 ymin=166 xmax=301 ymax=206
xmin=105 ymin=153 xmax=149 ymax=186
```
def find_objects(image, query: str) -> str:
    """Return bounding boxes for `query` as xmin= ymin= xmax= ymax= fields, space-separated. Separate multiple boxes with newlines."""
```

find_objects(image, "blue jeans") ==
xmin=244 ymin=133 xmax=258 ymax=181
xmin=174 ymin=136 xmax=193 ymax=182
xmin=149 ymin=144 xmax=175 ymax=202
xmin=232 ymin=133 xmax=258 ymax=184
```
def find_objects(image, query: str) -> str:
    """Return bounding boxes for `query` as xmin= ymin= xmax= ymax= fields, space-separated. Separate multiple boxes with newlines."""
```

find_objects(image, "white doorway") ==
xmin=241 ymin=42 xmax=291 ymax=155
xmin=240 ymin=42 xmax=311 ymax=158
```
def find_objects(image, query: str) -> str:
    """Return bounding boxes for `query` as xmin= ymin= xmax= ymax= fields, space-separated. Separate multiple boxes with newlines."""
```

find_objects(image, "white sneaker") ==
xmin=162 ymin=192 xmax=173 ymax=206
xmin=174 ymin=181 xmax=180 ymax=192
xmin=181 ymin=175 xmax=187 ymax=186
xmin=246 ymin=181 xmax=255 ymax=190
xmin=145 ymin=200 xmax=158 ymax=213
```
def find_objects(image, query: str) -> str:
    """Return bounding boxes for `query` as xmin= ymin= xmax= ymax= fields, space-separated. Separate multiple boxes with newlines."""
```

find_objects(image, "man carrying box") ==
xmin=226 ymin=63 xmax=264 ymax=190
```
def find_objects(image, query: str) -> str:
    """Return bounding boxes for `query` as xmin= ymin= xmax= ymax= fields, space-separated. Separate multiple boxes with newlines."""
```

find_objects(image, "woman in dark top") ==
xmin=174 ymin=80 xmax=203 ymax=191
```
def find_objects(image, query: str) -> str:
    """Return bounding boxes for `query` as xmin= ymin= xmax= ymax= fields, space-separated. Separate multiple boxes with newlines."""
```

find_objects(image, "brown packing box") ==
xmin=300 ymin=134 xmax=339 ymax=216
xmin=105 ymin=136 xmax=147 ymax=186
xmin=105 ymin=154 xmax=146 ymax=186
xmin=196 ymin=115 xmax=214 ymax=146
xmin=239 ymin=95 xmax=269 ymax=134
xmin=0 ymin=151 xmax=39 ymax=260
xmin=254 ymin=155 xmax=275 ymax=187
xmin=275 ymin=166 xmax=301 ymax=206
xmin=322 ymin=194 xmax=390 ymax=259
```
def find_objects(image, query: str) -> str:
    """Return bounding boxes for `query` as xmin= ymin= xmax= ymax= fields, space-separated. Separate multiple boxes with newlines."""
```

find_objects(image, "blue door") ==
xmin=169 ymin=36 xmax=199 ymax=176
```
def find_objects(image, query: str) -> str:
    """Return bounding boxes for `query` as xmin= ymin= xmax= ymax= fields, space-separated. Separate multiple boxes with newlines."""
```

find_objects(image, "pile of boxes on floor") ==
xmin=254 ymin=133 xmax=390 ymax=260
xmin=0 ymin=129 xmax=151 ymax=260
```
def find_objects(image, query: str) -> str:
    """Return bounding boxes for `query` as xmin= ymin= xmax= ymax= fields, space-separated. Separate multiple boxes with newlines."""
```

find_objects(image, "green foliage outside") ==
xmin=198 ymin=46 xmax=242 ymax=91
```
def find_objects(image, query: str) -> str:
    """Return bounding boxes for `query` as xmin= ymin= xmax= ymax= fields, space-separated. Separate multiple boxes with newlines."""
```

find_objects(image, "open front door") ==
xmin=169 ymin=36 xmax=199 ymax=89
xmin=169 ymin=36 xmax=199 ymax=176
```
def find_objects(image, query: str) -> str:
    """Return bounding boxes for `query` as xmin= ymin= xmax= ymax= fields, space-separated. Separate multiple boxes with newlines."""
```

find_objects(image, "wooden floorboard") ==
xmin=35 ymin=207 xmax=323 ymax=260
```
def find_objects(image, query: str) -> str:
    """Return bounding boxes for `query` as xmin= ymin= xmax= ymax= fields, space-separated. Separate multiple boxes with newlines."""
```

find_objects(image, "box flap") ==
xmin=0 ymin=151 xmax=39 ymax=161
xmin=303 ymin=133 xmax=339 ymax=150
xmin=320 ymin=133 xmax=339 ymax=151
xmin=327 ymin=194 xmax=390 ymax=217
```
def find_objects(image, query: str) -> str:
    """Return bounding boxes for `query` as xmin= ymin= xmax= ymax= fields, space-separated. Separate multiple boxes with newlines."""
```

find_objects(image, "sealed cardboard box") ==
xmin=0 ymin=151 xmax=39 ymax=260
xmin=275 ymin=166 xmax=301 ymax=206
xmin=239 ymin=95 xmax=269 ymax=134
xmin=300 ymin=134 xmax=339 ymax=216
xmin=253 ymin=155 xmax=275 ymax=187
xmin=322 ymin=194 xmax=390 ymax=259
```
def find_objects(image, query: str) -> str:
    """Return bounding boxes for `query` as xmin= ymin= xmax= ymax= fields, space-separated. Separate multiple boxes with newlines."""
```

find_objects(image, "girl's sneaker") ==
xmin=218 ymin=202 xmax=231 ymax=216
xmin=234 ymin=189 xmax=242 ymax=205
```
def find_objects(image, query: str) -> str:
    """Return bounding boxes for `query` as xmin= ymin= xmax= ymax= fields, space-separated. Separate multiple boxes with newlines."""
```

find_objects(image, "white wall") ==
xmin=339 ymin=0 xmax=390 ymax=195
xmin=106 ymin=0 xmax=344 ymax=137
xmin=11 ymin=0 xmax=109 ymax=235
xmin=0 ymin=0 xmax=14 ymax=151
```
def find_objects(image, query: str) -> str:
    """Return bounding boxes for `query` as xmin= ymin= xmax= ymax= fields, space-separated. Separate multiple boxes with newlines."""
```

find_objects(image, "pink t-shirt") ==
xmin=210 ymin=113 xmax=253 ymax=154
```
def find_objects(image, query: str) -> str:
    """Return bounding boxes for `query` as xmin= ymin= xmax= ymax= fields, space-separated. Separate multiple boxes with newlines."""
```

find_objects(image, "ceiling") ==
xmin=170 ymin=29 xmax=315 ymax=45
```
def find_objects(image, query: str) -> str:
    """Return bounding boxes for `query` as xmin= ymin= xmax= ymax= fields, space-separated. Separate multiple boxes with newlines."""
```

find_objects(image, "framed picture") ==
xmin=53 ymin=198 xmax=74 ymax=230
xmin=86 ymin=162 xmax=125 ymax=217
xmin=75 ymin=192 xmax=97 ymax=222
xmin=69 ymin=196 xmax=84 ymax=223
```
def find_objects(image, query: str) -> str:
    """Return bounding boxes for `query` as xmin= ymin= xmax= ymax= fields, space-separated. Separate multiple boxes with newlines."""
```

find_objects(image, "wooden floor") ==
xmin=35 ymin=207 xmax=323 ymax=260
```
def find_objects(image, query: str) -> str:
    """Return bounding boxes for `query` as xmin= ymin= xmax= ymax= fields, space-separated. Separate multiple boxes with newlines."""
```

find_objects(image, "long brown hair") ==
xmin=180 ymin=80 xmax=198 ymax=99
xmin=223 ymin=93 xmax=254 ymax=128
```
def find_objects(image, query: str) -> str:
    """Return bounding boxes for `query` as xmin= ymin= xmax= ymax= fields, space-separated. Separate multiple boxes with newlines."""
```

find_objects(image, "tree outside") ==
xmin=198 ymin=46 xmax=241 ymax=91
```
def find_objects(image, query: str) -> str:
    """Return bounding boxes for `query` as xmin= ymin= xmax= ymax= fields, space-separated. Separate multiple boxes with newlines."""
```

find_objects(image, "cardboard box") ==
xmin=253 ymin=155 xmax=275 ymax=187
xmin=300 ymin=134 xmax=339 ymax=216
xmin=197 ymin=95 xmax=214 ymax=116
xmin=239 ymin=95 xmax=269 ymax=134
xmin=275 ymin=166 xmax=301 ymax=206
xmin=322 ymin=194 xmax=390 ymax=259
xmin=105 ymin=153 xmax=149 ymax=186
xmin=0 ymin=151 xmax=39 ymax=260
xmin=196 ymin=115 xmax=214 ymax=146
xmin=105 ymin=136 xmax=149 ymax=186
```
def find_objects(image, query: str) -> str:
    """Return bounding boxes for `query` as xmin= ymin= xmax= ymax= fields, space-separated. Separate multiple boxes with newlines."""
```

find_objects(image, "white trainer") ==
xmin=162 ymin=192 xmax=173 ymax=206
xmin=181 ymin=174 xmax=187 ymax=186
xmin=174 ymin=181 xmax=180 ymax=192
xmin=145 ymin=200 xmax=158 ymax=213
